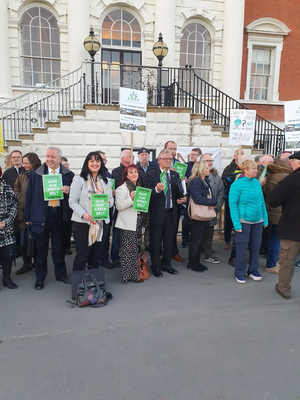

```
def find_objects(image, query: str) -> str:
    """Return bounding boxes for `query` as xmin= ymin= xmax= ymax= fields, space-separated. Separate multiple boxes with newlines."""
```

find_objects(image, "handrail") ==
xmin=0 ymin=61 xmax=285 ymax=155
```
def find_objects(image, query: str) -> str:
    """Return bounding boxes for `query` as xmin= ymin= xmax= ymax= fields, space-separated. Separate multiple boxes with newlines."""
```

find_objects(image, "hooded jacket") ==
xmin=265 ymin=160 xmax=291 ymax=225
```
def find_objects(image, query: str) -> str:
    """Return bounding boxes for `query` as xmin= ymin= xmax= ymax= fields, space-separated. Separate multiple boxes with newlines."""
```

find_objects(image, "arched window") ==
xmin=20 ymin=7 xmax=61 ymax=86
xmin=180 ymin=22 xmax=211 ymax=80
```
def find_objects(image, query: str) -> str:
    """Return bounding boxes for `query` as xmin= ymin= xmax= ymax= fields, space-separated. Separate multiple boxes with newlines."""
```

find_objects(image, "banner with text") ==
xmin=119 ymin=87 xmax=147 ymax=133
xmin=42 ymin=174 xmax=63 ymax=201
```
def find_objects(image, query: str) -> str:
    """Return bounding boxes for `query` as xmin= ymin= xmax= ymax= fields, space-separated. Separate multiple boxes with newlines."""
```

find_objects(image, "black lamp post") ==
xmin=152 ymin=33 xmax=168 ymax=106
xmin=83 ymin=28 xmax=100 ymax=103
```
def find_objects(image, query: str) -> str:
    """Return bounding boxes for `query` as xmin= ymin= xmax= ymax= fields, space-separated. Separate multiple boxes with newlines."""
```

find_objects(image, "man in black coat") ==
xmin=136 ymin=147 xmax=150 ymax=180
xmin=25 ymin=146 xmax=74 ymax=290
xmin=267 ymin=151 xmax=300 ymax=299
xmin=143 ymin=149 xmax=187 ymax=277
xmin=2 ymin=150 xmax=25 ymax=188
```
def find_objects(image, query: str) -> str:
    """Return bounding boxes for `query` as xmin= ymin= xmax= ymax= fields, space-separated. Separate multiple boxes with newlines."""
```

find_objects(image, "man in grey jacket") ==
xmin=200 ymin=153 xmax=224 ymax=263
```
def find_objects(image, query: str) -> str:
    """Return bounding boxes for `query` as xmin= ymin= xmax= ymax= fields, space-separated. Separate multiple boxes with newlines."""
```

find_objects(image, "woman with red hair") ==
xmin=115 ymin=164 xmax=144 ymax=283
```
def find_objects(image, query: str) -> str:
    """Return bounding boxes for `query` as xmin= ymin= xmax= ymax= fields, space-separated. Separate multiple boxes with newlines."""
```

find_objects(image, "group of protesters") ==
xmin=0 ymin=141 xmax=299 ymax=299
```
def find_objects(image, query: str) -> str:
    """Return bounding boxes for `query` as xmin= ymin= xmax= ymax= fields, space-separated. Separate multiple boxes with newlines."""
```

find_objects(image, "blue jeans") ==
xmin=235 ymin=222 xmax=263 ymax=277
xmin=266 ymin=224 xmax=280 ymax=269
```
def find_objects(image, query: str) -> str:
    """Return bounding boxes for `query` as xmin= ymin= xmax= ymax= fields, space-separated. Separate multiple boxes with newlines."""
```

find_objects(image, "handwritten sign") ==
xmin=229 ymin=109 xmax=256 ymax=146
xmin=91 ymin=194 xmax=109 ymax=220
xmin=42 ymin=174 xmax=63 ymax=201
xmin=133 ymin=187 xmax=151 ymax=213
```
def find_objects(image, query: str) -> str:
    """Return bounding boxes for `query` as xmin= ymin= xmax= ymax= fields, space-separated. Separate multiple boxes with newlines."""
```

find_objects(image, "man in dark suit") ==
xmin=25 ymin=146 xmax=74 ymax=290
xmin=137 ymin=147 xmax=150 ymax=250
xmin=2 ymin=150 xmax=25 ymax=188
xmin=143 ymin=149 xmax=187 ymax=277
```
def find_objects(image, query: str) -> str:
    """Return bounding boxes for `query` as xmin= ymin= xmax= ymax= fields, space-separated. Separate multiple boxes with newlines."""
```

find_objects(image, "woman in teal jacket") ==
xmin=229 ymin=160 xmax=268 ymax=283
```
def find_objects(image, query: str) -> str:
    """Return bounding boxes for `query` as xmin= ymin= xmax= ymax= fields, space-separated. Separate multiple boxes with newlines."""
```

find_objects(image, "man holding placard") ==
xmin=143 ymin=149 xmax=187 ymax=278
xmin=25 ymin=146 xmax=74 ymax=290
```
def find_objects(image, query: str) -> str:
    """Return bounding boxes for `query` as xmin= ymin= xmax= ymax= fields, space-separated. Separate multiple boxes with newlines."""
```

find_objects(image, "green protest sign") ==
xmin=259 ymin=166 xmax=267 ymax=181
xmin=42 ymin=174 xmax=63 ymax=201
xmin=91 ymin=194 xmax=109 ymax=220
xmin=133 ymin=187 xmax=151 ymax=213
xmin=109 ymin=178 xmax=115 ymax=190
xmin=174 ymin=161 xmax=187 ymax=180
xmin=160 ymin=170 xmax=168 ymax=195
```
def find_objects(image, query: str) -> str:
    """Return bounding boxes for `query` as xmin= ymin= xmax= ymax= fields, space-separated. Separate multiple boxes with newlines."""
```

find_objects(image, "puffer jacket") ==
xmin=208 ymin=168 xmax=224 ymax=226
xmin=265 ymin=160 xmax=291 ymax=225
xmin=229 ymin=176 xmax=268 ymax=231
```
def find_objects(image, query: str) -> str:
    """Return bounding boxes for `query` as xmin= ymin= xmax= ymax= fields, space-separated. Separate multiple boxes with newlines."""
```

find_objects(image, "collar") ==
xmin=48 ymin=166 xmax=60 ymax=174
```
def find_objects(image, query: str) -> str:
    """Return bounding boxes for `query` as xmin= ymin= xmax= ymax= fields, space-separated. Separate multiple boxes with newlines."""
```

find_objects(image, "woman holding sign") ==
xmin=115 ymin=164 xmax=144 ymax=283
xmin=69 ymin=152 xmax=113 ymax=271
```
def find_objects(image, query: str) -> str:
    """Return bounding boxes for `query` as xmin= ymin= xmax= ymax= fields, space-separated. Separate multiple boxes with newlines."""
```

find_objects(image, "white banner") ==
xmin=284 ymin=100 xmax=300 ymax=151
xmin=119 ymin=87 xmax=147 ymax=133
xmin=229 ymin=109 xmax=256 ymax=146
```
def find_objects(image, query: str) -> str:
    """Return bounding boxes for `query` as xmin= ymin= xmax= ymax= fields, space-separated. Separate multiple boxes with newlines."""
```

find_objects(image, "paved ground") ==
xmin=1 ymin=236 xmax=300 ymax=400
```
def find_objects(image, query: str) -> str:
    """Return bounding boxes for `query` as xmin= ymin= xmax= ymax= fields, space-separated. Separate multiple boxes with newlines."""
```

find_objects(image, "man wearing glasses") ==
xmin=143 ymin=149 xmax=187 ymax=278
xmin=2 ymin=150 xmax=25 ymax=188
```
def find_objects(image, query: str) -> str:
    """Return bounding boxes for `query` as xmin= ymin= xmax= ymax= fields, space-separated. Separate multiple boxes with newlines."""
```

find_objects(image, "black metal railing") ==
xmin=0 ymin=62 xmax=285 ymax=155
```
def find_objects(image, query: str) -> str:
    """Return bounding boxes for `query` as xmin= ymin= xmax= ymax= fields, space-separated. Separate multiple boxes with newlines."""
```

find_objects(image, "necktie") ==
xmin=49 ymin=169 xmax=59 ymax=207
xmin=166 ymin=172 xmax=171 ymax=209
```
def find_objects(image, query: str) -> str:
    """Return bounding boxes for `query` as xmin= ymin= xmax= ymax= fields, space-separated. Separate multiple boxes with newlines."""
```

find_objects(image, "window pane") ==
xmin=251 ymin=62 xmax=256 ymax=74
xmin=32 ymin=42 xmax=41 ymax=56
xmin=124 ymin=52 xmax=131 ymax=64
xmin=22 ymin=58 xmax=32 ymax=72
xmin=22 ymin=40 xmax=31 ymax=56
xmin=52 ymin=60 xmax=60 ymax=73
xmin=188 ymin=54 xmax=194 ymax=66
xmin=196 ymin=55 xmax=203 ymax=67
xmin=264 ymin=50 xmax=271 ymax=62
xmin=256 ymin=63 xmax=263 ymax=74
xmin=203 ymin=56 xmax=211 ymax=69
xmin=188 ymin=41 xmax=195 ymax=54
xmin=48 ymin=15 xmax=58 ymax=28
xmin=123 ymin=10 xmax=134 ymax=24
xmin=257 ymin=50 xmax=264 ymax=62
xmin=123 ymin=21 xmax=131 ymax=32
xmin=103 ymin=16 xmax=112 ymax=30
xmin=41 ymin=8 xmax=52 ymax=20
xmin=31 ymin=26 xmax=40 ymax=41
xmin=21 ymin=26 xmax=30 ymax=40
xmin=23 ymin=71 xmax=32 ymax=86
xmin=27 ymin=7 xmax=39 ymax=18
xmin=32 ymin=58 xmax=42 ymax=72
xmin=180 ymin=39 xmax=187 ymax=53
xmin=180 ymin=53 xmax=186 ymax=66
xmin=131 ymin=18 xmax=141 ymax=32
xmin=111 ymin=52 xmax=120 ymax=63
xmin=41 ymin=18 xmax=48 ymax=28
xmin=109 ymin=10 xmax=121 ymax=21
xmin=41 ymin=27 xmax=50 ymax=43
xmin=42 ymin=43 xmax=51 ymax=58
xmin=102 ymin=30 xmax=111 ymax=45
xmin=42 ymin=59 xmax=51 ymax=72
xmin=196 ymin=41 xmax=203 ymax=55
xmin=52 ymin=44 xmax=60 ymax=58
xmin=102 ymin=50 xmax=111 ymax=63
xmin=123 ymin=31 xmax=131 ymax=47
xmin=113 ymin=21 xmax=121 ymax=31
xmin=31 ymin=17 xmax=39 ymax=27
xmin=51 ymin=28 xmax=59 ymax=43
xmin=132 ymin=33 xmax=141 ymax=47
xmin=21 ymin=12 xmax=31 ymax=25
xmin=132 ymin=53 xmax=141 ymax=65
xmin=112 ymin=31 xmax=121 ymax=46
xmin=264 ymin=63 xmax=270 ymax=74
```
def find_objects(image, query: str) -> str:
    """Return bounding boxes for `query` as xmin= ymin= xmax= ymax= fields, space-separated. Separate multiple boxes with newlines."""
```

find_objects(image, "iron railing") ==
xmin=0 ymin=62 xmax=285 ymax=155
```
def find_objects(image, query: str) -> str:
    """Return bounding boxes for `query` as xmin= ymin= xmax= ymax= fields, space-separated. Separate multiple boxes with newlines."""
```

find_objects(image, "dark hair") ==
xmin=80 ymin=152 xmax=107 ymax=183
xmin=23 ymin=152 xmax=42 ymax=169
xmin=164 ymin=140 xmax=176 ymax=148
xmin=120 ymin=164 xmax=139 ymax=186
xmin=61 ymin=156 xmax=68 ymax=162
xmin=11 ymin=149 xmax=22 ymax=156
xmin=192 ymin=147 xmax=202 ymax=155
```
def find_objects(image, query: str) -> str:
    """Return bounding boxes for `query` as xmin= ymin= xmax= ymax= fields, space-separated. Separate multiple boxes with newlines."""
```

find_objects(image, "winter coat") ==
xmin=229 ymin=176 xmax=268 ymax=231
xmin=265 ymin=161 xmax=291 ymax=225
xmin=14 ymin=172 xmax=29 ymax=229
xmin=0 ymin=180 xmax=18 ymax=247
xmin=221 ymin=159 xmax=238 ymax=185
xmin=188 ymin=176 xmax=217 ymax=225
xmin=24 ymin=163 xmax=74 ymax=234
xmin=112 ymin=163 xmax=126 ymax=189
xmin=267 ymin=167 xmax=300 ymax=242
xmin=2 ymin=166 xmax=25 ymax=189
xmin=208 ymin=168 xmax=224 ymax=226
xmin=115 ymin=183 xmax=138 ymax=232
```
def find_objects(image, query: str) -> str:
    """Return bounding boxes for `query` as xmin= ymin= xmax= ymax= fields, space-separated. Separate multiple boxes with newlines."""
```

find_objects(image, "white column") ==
xmin=68 ymin=0 xmax=91 ymax=72
xmin=155 ymin=0 xmax=176 ymax=67
xmin=0 ymin=0 xmax=12 ymax=102
xmin=220 ymin=0 xmax=245 ymax=100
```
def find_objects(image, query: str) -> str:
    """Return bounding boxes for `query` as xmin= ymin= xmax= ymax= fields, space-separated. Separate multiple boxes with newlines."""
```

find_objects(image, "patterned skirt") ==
xmin=120 ymin=213 xmax=143 ymax=283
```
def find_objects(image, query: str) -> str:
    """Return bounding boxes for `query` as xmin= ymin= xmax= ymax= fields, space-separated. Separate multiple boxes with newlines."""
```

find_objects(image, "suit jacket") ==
xmin=137 ymin=162 xmax=149 ymax=181
xmin=2 ymin=166 xmax=25 ymax=189
xmin=143 ymin=167 xmax=183 ymax=225
xmin=112 ymin=164 xmax=125 ymax=188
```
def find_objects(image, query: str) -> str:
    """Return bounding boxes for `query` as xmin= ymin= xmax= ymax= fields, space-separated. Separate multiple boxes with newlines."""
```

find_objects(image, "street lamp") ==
xmin=152 ymin=33 xmax=168 ymax=106
xmin=83 ymin=28 xmax=100 ymax=103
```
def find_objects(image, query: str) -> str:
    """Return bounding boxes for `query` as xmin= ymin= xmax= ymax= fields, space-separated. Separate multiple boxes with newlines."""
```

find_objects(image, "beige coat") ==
xmin=115 ymin=183 xmax=138 ymax=232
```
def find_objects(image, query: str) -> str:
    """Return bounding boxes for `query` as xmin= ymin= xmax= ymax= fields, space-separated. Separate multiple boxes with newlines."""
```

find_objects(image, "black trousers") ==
xmin=62 ymin=220 xmax=72 ymax=250
xmin=224 ymin=200 xmax=233 ymax=243
xmin=34 ymin=207 xmax=67 ymax=282
xmin=150 ymin=209 xmax=175 ymax=270
xmin=72 ymin=221 xmax=109 ymax=271
xmin=0 ymin=244 xmax=15 ymax=278
xmin=188 ymin=221 xmax=208 ymax=267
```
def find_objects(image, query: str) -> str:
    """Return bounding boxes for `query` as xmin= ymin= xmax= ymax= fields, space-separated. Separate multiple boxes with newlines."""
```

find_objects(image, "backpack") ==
xmin=67 ymin=273 xmax=112 ymax=308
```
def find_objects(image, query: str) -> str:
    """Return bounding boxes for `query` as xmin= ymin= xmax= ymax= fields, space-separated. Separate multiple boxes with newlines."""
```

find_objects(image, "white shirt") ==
xmin=47 ymin=166 xmax=61 ymax=207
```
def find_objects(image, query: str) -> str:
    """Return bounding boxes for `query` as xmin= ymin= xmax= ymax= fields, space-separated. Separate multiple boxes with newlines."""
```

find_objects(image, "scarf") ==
xmin=87 ymin=174 xmax=104 ymax=246
xmin=125 ymin=178 xmax=138 ymax=193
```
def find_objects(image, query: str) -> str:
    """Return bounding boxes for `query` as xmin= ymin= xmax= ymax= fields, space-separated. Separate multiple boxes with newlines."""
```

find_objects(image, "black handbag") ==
xmin=70 ymin=267 xmax=105 ymax=300
xmin=24 ymin=225 xmax=35 ymax=257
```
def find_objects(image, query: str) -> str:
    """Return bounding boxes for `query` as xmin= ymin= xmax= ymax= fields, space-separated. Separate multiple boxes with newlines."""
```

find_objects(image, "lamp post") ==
xmin=83 ymin=28 xmax=100 ymax=103
xmin=152 ymin=33 xmax=168 ymax=106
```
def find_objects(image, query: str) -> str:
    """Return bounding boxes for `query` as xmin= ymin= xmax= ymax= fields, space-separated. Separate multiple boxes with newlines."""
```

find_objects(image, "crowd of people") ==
xmin=0 ymin=142 xmax=299 ymax=299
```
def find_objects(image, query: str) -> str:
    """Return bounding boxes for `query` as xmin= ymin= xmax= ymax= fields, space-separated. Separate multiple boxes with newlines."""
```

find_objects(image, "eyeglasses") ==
xmin=159 ymin=158 xmax=172 ymax=161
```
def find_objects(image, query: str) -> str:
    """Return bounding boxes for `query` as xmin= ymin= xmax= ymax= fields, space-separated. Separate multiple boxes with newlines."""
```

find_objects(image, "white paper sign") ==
xmin=119 ymin=87 xmax=147 ymax=133
xmin=229 ymin=109 xmax=256 ymax=146
xmin=284 ymin=100 xmax=300 ymax=151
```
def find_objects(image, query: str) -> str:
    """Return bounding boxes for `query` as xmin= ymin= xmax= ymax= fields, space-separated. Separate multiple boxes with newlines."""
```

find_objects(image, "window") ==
xmin=180 ymin=22 xmax=211 ymax=81
xmin=244 ymin=18 xmax=290 ymax=102
xmin=101 ymin=10 xmax=141 ymax=49
xmin=20 ymin=7 xmax=61 ymax=86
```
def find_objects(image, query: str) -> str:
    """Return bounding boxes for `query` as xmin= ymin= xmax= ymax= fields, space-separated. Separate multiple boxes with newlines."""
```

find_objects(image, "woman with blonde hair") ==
xmin=229 ymin=159 xmax=268 ymax=283
xmin=187 ymin=160 xmax=217 ymax=272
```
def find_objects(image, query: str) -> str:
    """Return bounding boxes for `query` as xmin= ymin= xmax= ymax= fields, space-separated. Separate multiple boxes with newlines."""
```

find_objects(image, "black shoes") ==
xmin=65 ymin=249 xmax=72 ymax=255
xmin=152 ymin=269 xmax=163 ymax=278
xmin=162 ymin=266 xmax=178 ymax=275
xmin=35 ymin=281 xmax=44 ymax=290
xmin=16 ymin=263 xmax=34 ymax=275
xmin=112 ymin=260 xmax=121 ymax=268
xmin=3 ymin=277 xmax=18 ymax=289
xmin=56 ymin=276 xmax=71 ymax=284
xmin=187 ymin=263 xmax=208 ymax=272
xmin=101 ymin=260 xmax=114 ymax=269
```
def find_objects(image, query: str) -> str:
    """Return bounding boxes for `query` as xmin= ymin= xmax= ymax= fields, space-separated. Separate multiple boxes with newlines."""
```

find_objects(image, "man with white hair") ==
xmin=267 ymin=151 xmax=300 ymax=299
xmin=112 ymin=149 xmax=132 ymax=188
xmin=25 ymin=146 xmax=74 ymax=290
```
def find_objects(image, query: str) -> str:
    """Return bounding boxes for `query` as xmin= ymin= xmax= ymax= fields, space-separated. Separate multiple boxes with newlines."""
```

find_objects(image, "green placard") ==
xmin=42 ymin=174 xmax=63 ymax=201
xmin=259 ymin=165 xmax=268 ymax=181
xmin=109 ymin=178 xmax=115 ymax=190
xmin=160 ymin=170 xmax=168 ymax=195
xmin=91 ymin=194 xmax=109 ymax=220
xmin=174 ymin=161 xmax=188 ymax=180
xmin=132 ymin=187 xmax=151 ymax=213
